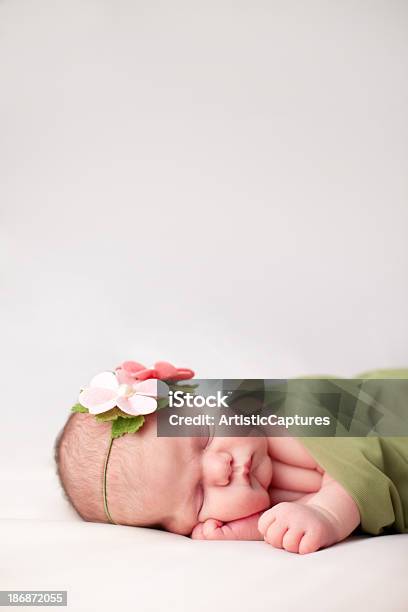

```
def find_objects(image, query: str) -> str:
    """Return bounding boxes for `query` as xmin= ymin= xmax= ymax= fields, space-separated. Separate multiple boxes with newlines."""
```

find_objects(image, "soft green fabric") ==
xmin=297 ymin=368 xmax=408 ymax=535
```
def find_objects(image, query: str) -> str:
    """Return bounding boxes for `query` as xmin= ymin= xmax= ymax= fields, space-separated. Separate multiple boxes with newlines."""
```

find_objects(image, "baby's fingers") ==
xmin=191 ymin=519 xmax=224 ymax=540
xmin=264 ymin=522 xmax=289 ymax=549
xmin=298 ymin=530 xmax=325 ymax=555
xmin=257 ymin=509 xmax=276 ymax=535
xmin=190 ymin=523 xmax=205 ymax=540
xmin=202 ymin=519 xmax=224 ymax=539
xmin=282 ymin=529 xmax=305 ymax=553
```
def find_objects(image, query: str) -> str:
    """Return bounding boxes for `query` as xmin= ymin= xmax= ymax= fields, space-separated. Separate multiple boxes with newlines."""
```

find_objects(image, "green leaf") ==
xmin=119 ymin=410 xmax=142 ymax=418
xmin=111 ymin=415 xmax=145 ymax=439
xmin=95 ymin=408 xmax=120 ymax=421
xmin=156 ymin=397 xmax=170 ymax=410
xmin=95 ymin=406 xmax=139 ymax=422
xmin=71 ymin=403 xmax=88 ymax=413
xmin=95 ymin=407 xmax=137 ymax=422
xmin=168 ymin=383 xmax=199 ymax=394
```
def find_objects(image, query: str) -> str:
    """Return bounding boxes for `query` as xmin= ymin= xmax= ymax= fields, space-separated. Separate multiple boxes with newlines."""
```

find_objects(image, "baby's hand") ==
xmin=191 ymin=519 xmax=224 ymax=540
xmin=258 ymin=502 xmax=338 ymax=554
xmin=191 ymin=513 xmax=264 ymax=541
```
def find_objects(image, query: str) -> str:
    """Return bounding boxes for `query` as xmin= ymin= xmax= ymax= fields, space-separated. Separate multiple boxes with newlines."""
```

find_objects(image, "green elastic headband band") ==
xmin=102 ymin=437 xmax=116 ymax=525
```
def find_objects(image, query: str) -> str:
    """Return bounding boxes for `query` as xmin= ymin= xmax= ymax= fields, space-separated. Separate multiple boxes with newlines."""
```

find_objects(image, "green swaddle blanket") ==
xmin=297 ymin=369 xmax=408 ymax=535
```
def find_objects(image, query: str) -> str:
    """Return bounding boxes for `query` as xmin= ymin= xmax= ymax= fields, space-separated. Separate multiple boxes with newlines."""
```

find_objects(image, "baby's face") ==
xmin=134 ymin=419 xmax=273 ymax=535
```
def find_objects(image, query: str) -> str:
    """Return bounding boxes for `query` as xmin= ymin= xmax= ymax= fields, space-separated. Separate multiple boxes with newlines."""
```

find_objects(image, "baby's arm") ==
xmin=303 ymin=471 xmax=361 ymax=541
xmin=258 ymin=472 xmax=360 ymax=553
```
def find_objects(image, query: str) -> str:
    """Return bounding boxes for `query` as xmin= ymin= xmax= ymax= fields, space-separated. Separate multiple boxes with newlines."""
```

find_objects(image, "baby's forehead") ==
xmin=135 ymin=433 xmax=199 ymax=472
xmin=111 ymin=426 xmax=191 ymax=486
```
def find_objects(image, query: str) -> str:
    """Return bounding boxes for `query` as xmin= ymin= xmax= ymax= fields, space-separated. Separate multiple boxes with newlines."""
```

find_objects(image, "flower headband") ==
xmin=71 ymin=359 xmax=195 ymax=524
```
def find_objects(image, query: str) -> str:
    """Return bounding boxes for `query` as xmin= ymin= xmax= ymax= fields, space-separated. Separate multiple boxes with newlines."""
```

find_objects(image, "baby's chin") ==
xmin=214 ymin=487 xmax=271 ymax=524
xmin=220 ymin=500 xmax=270 ymax=524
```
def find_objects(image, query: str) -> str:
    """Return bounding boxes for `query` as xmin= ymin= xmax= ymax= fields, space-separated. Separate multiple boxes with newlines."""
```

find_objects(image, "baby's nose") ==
xmin=204 ymin=451 xmax=233 ymax=486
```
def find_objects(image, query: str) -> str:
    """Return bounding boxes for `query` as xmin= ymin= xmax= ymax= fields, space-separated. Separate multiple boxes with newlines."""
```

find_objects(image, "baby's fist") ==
xmin=258 ymin=502 xmax=336 ymax=554
xmin=191 ymin=519 xmax=224 ymax=540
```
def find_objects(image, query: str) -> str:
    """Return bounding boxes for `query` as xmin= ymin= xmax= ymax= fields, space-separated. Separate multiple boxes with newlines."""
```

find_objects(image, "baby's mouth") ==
xmin=243 ymin=455 xmax=252 ymax=475
xmin=232 ymin=455 xmax=253 ymax=482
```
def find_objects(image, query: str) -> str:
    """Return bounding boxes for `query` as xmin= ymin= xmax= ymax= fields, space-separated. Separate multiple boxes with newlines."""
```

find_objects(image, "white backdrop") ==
xmin=1 ymin=0 xmax=407 ymax=469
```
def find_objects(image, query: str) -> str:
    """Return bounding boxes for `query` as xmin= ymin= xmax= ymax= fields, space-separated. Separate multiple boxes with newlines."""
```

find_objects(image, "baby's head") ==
xmin=55 ymin=412 xmax=273 ymax=535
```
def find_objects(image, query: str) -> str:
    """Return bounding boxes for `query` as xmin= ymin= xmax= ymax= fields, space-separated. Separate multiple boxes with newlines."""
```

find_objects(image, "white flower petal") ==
xmin=79 ymin=388 xmax=118 ymax=414
xmin=89 ymin=371 xmax=119 ymax=391
xmin=117 ymin=395 xmax=158 ymax=415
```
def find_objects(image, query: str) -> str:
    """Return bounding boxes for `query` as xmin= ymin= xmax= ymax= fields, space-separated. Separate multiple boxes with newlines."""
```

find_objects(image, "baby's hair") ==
xmin=54 ymin=412 xmax=161 ymax=528
xmin=54 ymin=413 xmax=111 ymax=522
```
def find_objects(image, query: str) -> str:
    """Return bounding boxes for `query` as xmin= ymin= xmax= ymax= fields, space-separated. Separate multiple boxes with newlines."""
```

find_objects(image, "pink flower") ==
xmin=115 ymin=361 xmax=146 ymax=385
xmin=115 ymin=360 xmax=195 ymax=383
xmin=78 ymin=371 xmax=168 ymax=416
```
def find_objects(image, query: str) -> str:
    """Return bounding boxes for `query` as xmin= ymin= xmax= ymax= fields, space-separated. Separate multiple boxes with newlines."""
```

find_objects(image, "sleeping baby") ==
xmin=55 ymin=361 xmax=408 ymax=554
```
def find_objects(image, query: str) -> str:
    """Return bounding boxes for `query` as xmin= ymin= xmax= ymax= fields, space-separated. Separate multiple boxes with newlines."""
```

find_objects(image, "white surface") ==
xmin=1 ymin=463 xmax=408 ymax=612
xmin=1 ymin=1 xmax=408 ymax=610
xmin=2 ymin=517 xmax=408 ymax=612
xmin=0 ymin=521 xmax=408 ymax=612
